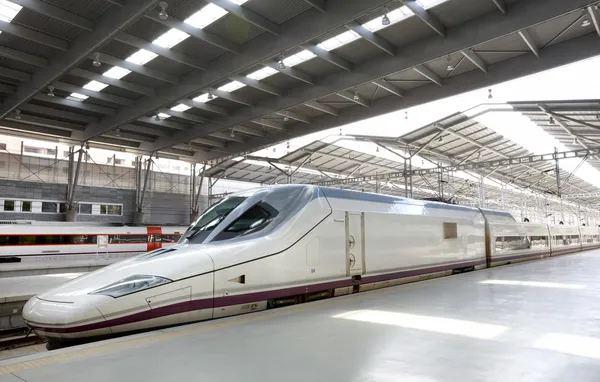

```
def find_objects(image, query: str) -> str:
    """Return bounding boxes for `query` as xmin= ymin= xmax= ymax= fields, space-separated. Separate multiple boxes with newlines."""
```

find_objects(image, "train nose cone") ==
xmin=22 ymin=295 xmax=111 ymax=341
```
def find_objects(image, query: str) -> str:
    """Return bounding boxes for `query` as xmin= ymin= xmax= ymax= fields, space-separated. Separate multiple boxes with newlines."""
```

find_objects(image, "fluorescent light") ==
xmin=171 ymin=103 xmax=192 ymax=112
xmin=334 ymin=310 xmax=509 ymax=340
xmin=218 ymin=81 xmax=245 ymax=92
xmin=479 ymin=280 xmax=585 ymax=289
xmin=83 ymin=80 xmax=108 ymax=92
xmin=228 ymin=0 xmax=249 ymax=4
xmin=282 ymin=50 xmax=316 ymax=68
xmin=247 ymin=66 xmax=278 ymax=81
xmin=103 ymin=66 xmax=131 ymax=80
xmin=153 ymin=28 xmax=190 ymax=49
xmin=69 ymin=92 xmax=89 ymax=100
xmin=126 ymin=49 xmax=158 ymax=66
xmin=362 ymin=6 xmax=411 ymax=33
xmin=185 ymin=3 xmax=227 ymax=29
xmin=0 ymin=0 xmax=22 ymax=23
xmin=317 ymin=30 xmax=361 ymax=51
xmin=157 ymin=112 xmax=171 ymax=119
xmin=534 ymin=333 xmax=600 ymax=360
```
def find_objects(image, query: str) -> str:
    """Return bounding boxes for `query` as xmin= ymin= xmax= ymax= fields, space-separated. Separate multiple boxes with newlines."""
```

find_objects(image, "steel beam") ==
xmin=276 ymin=110 xmax=311 ymax=124
xmin=229 ymin=74 xmax=282 ymax=96
xmin=492 ymin=0 xmax=508 ymax=14
xmin=91 ymin=52 xmax=179 ymax=84
xmin=78 ymin=0 xmax=389 ymax=141
xmin=303 ymin=0 xmax=326 ymax=12
xmin=33 ymin=94 xmax=117 ymax=115
xmin=11 ymin=0 xmax=94 ymax=31
xmin=0 ymin=46 xmax=47 ymax=67
xmin=0 ymin=67 xmax=30 ymax=82
xmin=262 ymin=60 xmax=314 ymax=84
xmin=210 ymin=88 xmax=253 ymax=106
xmin=145 ymin=12 xmax=240 ymax=54
xmin=518 ymin=30 xmax=540 ymax=57
xmin=589 ymin=5 xmax=600 ymax=37
xmin=372 ymin=79 xmax=404 ymax=97
xmin=304 ymin=101 xmax=339 ymax=116
xmin=461 ymin=50 xmax=488 ymax=72
xmin=70 ymin=68 xmax=154 ymax=95
xmin=197 ymin=31 xmax=600 ymax=161
xmin=176 ymin=98 xmax=227 ymax=115
xmin=336 ymin=90 xmax=370 ymax=107
xmin=313 ymin=147 xmax=600 ymax=186
xmin=114 ymin=32 xmax=205 ymax=70
xmin=403 ymin=0 xmax=446 ymax=37
xmin=0 ymin=0 xmax=161 ymax=120
xmin=301 ymin=44 xmax=353 ymax=71
xmin=413 ymin=65 xmax=443 ymax=86
xmin=345 ymin=21 xmax=396 ymax=55
xmin=205 ymin=0 xmax=280 ymax=35
xmin=52 ymin=81 xmax=134 ymax=106
xmin=0 ymin=22 xmax=68 ymax=51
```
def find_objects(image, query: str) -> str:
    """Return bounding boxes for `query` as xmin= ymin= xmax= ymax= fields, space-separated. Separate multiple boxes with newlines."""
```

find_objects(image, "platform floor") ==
xmin=2 ymin=250 xmax=600 ymax=382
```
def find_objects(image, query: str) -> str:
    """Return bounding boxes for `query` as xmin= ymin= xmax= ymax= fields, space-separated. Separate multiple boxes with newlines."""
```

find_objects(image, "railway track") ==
xmin=0 ymin=328 xmax=45 ymax=351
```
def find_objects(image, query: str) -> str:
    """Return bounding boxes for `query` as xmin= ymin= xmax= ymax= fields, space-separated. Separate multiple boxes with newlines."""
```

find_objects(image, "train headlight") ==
xmin=89 ymin=275 xmax=172 ymax=298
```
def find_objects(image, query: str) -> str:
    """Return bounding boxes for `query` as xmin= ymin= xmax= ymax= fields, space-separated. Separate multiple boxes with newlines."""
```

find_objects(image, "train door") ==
xmin=345 ymin=212 xmax=365 ymax=277
xmin=147 ymin=226 xmax=162 ymax=252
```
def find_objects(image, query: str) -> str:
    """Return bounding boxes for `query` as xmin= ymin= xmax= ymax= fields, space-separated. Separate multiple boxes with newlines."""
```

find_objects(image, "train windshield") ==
xmin=182 ymin=196 xmax=247 ymax=243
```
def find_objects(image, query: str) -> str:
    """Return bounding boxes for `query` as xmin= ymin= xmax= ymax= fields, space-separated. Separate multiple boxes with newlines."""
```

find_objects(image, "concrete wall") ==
xmin=0 ymin=179 xmax=195 ymax=225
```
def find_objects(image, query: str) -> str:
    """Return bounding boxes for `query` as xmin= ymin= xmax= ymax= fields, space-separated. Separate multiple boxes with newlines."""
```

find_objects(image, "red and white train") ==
xmin=0 ymin=223 xmax=187 ymax=264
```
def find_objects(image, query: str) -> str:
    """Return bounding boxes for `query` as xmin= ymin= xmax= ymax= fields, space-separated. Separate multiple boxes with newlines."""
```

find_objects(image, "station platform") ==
xmin=1 ymin=250 xmax=600 ymax=381
xmin=0 ymin=258 xmax=121 ymax=278
xmin=0 ymin=273 xmax=82 ymax=331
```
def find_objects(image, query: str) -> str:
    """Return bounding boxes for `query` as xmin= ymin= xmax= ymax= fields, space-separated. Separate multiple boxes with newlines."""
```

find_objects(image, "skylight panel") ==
xmin=68 ymin=93 xmax=89 ymax=101
xmin=317 ymin=30 xmax=360 ymax=51
xmin=153 ymin=28 xmax=190 ymax=49
xmin=126 ymin=49 xmax=158 ymax=66
xmin=171 ymin=103 xmax=192 ymax=112
xmin=158 ymin=112 xmax=171 ymax=119
xmin=247 ymin=66 xmax=278 ymax=81
xmin=0 ymin=0 xmax=22 ymax=23
xmin=83 ymin=80 xmax=108 ymax=92
xmin=282 ymin=50 xmax=316 ymax=68
xmin=193 ymin=93 xmax=213 ymax=103
xmin=218 ymin=81 xmax=245 ymax=93
xmin=103 ymin=66 xmax=131 ymax=80
xmin=362 ymin=6 xmax=411 ymax=33
xmin=185 ymin=3 xmax=228 ymax=29
xmin=228 ymin=0 xmax=249 ymax=4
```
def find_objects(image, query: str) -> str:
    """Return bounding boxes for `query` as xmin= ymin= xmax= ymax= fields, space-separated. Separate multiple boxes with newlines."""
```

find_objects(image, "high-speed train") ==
xmin=0 ymin=224 xmax=187 ymax=264
xmin=21 ymin=185 xmax=600 ymax=349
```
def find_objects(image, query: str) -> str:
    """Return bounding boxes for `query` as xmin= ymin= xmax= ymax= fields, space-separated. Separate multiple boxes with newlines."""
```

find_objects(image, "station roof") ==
xmin=0 ymin=0 xmax=598 ymax=163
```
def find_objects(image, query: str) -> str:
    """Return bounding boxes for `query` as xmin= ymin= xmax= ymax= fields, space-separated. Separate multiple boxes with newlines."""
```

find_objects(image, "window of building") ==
xmin=41 ymin=202 xmax=58 ymax=213
xmin=107 ymin=205 xmax=122 ymax=215
xmin=100 ymin=204 xmax=107 ymax=214
xmin=47 ymin=148 xmax=57 ymax=156
xmin=79 ymin=203 xmax=92 ymax=214
xmin=21 ymin=201 xmax=31 ymax=212
xmin=24 ymin=146 xmax=42 ymax=154
xmin=3 ymin=200 xmax=14 ymax=212
xmin=0 ymin=143 xmax=6 ymax=150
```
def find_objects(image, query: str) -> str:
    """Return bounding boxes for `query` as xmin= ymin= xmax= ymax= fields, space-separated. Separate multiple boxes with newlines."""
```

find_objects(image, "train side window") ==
xmin=443 ymin=222 xmax=457 ymax=239
xmin=109 ymin=235 xmax=148 ymax=243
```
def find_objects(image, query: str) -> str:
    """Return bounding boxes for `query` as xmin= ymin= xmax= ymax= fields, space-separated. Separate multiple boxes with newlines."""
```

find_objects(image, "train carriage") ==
xmin=18 ymin=185 xmax=600 ymax=349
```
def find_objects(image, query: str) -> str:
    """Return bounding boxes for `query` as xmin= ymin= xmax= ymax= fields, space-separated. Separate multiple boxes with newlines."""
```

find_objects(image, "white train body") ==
xmin=21 ymin=185 xmax=600 ymax=347
xmin=0 ymin=224 xmax=187 ymax=264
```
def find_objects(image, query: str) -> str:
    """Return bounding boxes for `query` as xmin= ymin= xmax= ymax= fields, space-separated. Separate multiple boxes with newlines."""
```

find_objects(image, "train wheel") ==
xmin=46 ymin=340 xmax=66 ymax=351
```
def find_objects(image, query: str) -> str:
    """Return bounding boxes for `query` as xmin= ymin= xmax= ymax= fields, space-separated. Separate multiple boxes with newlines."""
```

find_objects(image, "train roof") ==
xmin=222 ymin=184 xmax=517 ymax=219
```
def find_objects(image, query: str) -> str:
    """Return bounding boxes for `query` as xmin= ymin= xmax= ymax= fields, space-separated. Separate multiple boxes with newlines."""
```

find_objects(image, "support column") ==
xmin=135 ymin=157 xmax=152 ymax=224
xmin=190 ymin=163 xmax=206 ymax=223
xmin=408 ymin=157 xmax=413 ymax=198
xmin=403 ymin=159 xmax=408 ymax=197
xmin=65 ymin=146 xmax=83 ymax=222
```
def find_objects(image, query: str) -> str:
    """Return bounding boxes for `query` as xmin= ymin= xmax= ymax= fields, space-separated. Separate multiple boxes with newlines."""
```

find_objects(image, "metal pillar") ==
xmin=66 ymin=146 xmax=83 ymax=222
xmin=191 ymin=163 xmax=206 ymax=222
xmin=555 ymin=147 xmax=561 ymax=198
xmin=403 ymin=159 xmax=408 ymax=197
xmin=135 ymin=157 xmax=152 ymax=224
xmin=408 ymin=157 xmax=413 ymax=198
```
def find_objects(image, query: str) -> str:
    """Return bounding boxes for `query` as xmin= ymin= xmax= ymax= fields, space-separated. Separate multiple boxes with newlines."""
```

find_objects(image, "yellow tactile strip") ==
xmin=0 ymin=274 xmax=447 ymax=376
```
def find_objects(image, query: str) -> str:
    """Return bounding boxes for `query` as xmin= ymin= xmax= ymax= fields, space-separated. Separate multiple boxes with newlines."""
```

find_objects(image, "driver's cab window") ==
xmin=213 ymin=202 xmax=278 ymax=241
